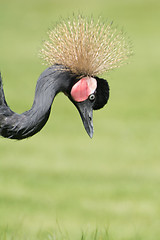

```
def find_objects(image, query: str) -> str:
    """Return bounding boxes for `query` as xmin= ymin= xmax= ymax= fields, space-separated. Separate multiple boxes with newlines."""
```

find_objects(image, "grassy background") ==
xmin=0 ymin=0 xmax=160 ymax=239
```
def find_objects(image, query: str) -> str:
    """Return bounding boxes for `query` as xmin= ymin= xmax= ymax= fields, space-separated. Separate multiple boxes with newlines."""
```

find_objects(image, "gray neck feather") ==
xmin=0 ymin=65 xmax=72 ymax=139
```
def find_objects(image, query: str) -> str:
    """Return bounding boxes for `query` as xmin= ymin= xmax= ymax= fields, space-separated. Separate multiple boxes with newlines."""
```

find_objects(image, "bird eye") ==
xmin=89 ymin=93 xmax=95 ymax=101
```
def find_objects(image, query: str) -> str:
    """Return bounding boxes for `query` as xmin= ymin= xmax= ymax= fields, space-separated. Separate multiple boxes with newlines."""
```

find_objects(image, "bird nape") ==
xmin=0 ymin=15 xmax=132 ymax=140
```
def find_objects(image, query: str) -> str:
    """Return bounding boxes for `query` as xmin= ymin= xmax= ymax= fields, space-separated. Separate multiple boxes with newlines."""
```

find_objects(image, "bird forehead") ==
xmin=71 ymin=77 xmax=97 ymax=102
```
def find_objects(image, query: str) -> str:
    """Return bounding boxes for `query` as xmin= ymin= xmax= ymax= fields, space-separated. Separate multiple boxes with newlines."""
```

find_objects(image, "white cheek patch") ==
xmin=71 ymin=77 xmax=97 ymax=102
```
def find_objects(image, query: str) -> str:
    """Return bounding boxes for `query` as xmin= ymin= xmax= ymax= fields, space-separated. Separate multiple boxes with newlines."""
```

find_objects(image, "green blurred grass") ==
xmin=0 ymin=0 xmax=160 ymax=239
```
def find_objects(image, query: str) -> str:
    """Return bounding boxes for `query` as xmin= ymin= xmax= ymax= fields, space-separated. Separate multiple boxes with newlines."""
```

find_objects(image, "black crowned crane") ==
xmin=0 ymin=16 xmax=132 ymax=140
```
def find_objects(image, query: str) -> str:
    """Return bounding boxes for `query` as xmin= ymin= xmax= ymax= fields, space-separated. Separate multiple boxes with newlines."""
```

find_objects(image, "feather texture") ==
xmin=40 ymin=15 xmax=132 ymax=76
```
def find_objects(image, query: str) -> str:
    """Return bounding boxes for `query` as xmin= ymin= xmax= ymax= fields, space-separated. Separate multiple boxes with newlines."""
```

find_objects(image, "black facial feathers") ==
xmin=93 ymin=77 xmax=110 ymax=110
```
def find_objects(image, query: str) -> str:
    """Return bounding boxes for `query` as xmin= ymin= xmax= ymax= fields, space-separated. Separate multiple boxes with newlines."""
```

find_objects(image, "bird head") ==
xmin=67 ymin=75 xmax=109 ymax=138
xmin=40 ymin=15 xmax=132 ymax=138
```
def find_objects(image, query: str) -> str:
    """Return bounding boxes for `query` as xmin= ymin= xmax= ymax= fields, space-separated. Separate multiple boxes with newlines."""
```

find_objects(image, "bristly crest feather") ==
xmin=40 ymin=15 xmax=133 ymax=76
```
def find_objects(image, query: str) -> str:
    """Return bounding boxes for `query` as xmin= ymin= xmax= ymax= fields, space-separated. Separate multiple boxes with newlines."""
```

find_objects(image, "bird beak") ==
xmin=74 ymin=100 xmax=94 ymax=138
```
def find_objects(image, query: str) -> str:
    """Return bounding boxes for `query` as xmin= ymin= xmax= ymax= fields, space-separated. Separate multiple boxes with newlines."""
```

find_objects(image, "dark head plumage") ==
xmin=93 ymin=77 xmax=110 ymax=110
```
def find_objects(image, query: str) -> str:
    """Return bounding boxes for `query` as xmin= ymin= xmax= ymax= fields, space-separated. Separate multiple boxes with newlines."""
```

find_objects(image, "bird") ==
xmin=0 ymin=15 xmax=132 ymax=140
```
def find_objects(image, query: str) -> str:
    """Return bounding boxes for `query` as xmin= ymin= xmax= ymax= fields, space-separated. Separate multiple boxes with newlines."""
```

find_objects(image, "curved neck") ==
xmin=0 ymin=65 xmax=72 ymax=139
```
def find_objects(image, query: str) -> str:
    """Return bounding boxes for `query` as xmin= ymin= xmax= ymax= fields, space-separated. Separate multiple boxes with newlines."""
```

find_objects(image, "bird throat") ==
xmin=71 ymin=77 xmax=97 ymax=102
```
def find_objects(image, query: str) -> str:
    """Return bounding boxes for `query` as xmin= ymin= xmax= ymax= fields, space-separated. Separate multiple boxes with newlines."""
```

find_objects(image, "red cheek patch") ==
xmin=71 ymin=77 xmax=97 ymax=102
